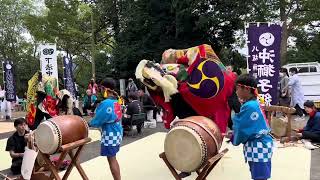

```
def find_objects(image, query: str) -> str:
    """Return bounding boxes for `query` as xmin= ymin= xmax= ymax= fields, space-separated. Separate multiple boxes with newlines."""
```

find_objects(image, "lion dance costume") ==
xmin=26 ymin=72 xmax=75 ymax=130
xmin=26 ymin=72 xmax=59 ymax=129
xmin=135 ymin=44 xmax=237 ymax=133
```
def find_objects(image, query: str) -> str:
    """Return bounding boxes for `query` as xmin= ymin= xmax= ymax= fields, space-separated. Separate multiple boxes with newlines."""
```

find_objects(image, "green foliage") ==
xmin=243 ymin=0 xmax=320 ymax=65
xmin=73 ymin=57 xmax=91 ymax=94
xmin=102 ymin=0 xmax=251 ymax=78
xmin=24 ymin=0 xmax=114 ymax=93
xmin=95 ymin=52 xmax=114 ymax=81
xmin=0 ymin=0 xmax=39 ymax=96
xmin=24 ymin=0 xmax=93 ymax=56
xmin=2 ymin=0 xmax=320 ymax=96
xmin=219 ymin=48 xmax=246 ymax=74
xmin=288 ymin=30 xmax=320 ymax=63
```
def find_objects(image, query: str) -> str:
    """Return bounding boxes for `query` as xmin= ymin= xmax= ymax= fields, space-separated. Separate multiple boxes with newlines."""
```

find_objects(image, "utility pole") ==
xmin=91 ymin=6 xmax=96 ymax=80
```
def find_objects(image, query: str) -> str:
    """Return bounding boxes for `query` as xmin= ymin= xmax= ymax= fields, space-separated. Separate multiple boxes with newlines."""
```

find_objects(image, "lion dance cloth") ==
xmin=26 ymin=72 xmax=59 ymax=128
xmin=135 ymin=44 xmax=237 ymax=133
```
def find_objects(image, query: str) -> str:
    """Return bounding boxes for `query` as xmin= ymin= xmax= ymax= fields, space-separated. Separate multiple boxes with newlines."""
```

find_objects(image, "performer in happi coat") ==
xmin=89 ymin=78 xmax=123 ymax=180
xmin=229 ymin=74 xmax=274 ymax=180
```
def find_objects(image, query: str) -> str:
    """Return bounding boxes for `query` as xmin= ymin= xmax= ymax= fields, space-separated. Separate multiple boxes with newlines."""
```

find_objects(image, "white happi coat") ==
xmin=0 ymin=90 xmax=11 ymax=118
xmin=288 ymin=74 xmax=304 ymax=108
xmin=58 ymin=89 xmax=75 ymax=115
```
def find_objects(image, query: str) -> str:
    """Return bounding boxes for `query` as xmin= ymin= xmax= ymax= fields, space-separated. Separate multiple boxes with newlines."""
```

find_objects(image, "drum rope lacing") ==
xmin=47 ymin=120 xmax=62 ymax=154
xmin=176 ymin=124 xmax=207 ymax=169
xmin=81 ymin=118 xmax=90 ymax=137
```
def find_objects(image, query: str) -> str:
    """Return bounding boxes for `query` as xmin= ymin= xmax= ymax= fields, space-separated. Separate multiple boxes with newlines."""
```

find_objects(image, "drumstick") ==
xmin=269 ymin=133 xmax=276 ymax=140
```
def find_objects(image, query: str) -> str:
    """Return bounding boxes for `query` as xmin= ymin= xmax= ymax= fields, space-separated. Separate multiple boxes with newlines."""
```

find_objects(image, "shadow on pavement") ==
xmin=79 ymin=123 xmax=168 ymax=163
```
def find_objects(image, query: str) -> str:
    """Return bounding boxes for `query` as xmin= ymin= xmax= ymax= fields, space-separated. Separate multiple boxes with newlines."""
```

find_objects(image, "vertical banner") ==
xmin=40 ymin=44 xmax=58 ymax=80
xmin=63 ymin=56 xmax=76 ymax=98
xmin=2 ymin=61 xmax=16 ymax=101
xmin=246 ymin=22 xmax=282 ymax=106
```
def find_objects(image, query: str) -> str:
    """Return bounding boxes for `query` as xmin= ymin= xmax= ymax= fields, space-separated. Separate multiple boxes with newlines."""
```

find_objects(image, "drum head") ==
xmin=164 ymin=126 xmax=204 ymax=172
xmin=34 ymin=121 xmax=60 ymax=154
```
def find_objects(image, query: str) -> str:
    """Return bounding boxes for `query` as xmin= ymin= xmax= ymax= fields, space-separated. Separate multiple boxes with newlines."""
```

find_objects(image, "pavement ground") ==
xmin=0 ymin=111 xmax=319 ymax=180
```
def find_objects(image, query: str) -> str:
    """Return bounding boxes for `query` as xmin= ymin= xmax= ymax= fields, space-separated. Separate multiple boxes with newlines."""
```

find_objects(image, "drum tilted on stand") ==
xmin=164 ymin=116 xmax=223 ymax=172
xmin=34 ymin=115 xmax=89 ymax=154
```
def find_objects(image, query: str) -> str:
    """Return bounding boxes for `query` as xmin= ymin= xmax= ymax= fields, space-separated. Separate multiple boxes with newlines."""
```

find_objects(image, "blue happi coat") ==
xmin=232 ymin=99 xmax=274 ymax=162
xmin=89 ymin=97 xmax=123 ymax=147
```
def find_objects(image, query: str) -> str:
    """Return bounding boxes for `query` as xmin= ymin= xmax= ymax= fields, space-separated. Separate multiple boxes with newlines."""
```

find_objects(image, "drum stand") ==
xmin=159 ymin=148 xmax=228 ymax=180
xmin=30 ymin=137 xmax=91 ymax=180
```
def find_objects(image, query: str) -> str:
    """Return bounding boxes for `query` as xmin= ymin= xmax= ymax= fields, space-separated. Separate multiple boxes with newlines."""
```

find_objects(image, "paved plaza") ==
xmin=0 ymin=112 xmax=319 ymax=180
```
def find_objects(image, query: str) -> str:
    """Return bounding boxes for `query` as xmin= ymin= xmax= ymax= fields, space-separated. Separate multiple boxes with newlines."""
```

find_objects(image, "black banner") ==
xmin=2 ymin=61 xmax=16 ymax=101
xmin=63 ymin=57 xmax=76 ymax=98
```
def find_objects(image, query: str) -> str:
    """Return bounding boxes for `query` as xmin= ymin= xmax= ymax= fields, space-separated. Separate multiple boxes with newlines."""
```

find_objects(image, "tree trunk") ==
xmin=112 ymin=0 xmax=120 ymax=40
xmin=280 ymin=0 xmax=288 ymax=65
xmin=33 ymin=42 xmax=38 ymax=59
xmin=280 ymin=22 xmax=288 ymax=66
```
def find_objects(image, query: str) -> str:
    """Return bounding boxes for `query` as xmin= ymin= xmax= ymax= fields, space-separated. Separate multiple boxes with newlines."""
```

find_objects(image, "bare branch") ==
xmin=286 ymin=0 xmax=296 ymax=17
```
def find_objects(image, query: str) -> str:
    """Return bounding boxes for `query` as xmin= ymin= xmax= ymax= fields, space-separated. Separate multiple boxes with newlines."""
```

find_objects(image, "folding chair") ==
xmin=127 ymin=113 xmax=146 ymax=136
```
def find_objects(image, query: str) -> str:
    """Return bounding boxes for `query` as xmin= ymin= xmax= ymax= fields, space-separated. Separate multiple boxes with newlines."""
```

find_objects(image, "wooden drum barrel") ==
xmin=164 ymin=116 xmax=223 ymax=172
xmin=34 ymin=115 xmax=89 ymax=154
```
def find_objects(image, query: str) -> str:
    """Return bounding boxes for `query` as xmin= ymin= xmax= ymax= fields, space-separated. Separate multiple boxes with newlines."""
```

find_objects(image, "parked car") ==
xmin=282 ymin=62 xmax=320 ymax=105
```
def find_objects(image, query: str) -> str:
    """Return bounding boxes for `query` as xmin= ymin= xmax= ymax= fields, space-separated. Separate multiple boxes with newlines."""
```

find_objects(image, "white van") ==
xmin=283 ymin=62 xmax=320 ymax=102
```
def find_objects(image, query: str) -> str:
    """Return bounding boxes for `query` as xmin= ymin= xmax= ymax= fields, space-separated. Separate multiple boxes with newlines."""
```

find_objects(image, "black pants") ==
xmin=153 ymin=107 xmax=158 ymax=119
xmin=302 ymin=131 xmax=320 ymax=143
xmin=72 ymin=107 xmax=83 ymax=117
xmin=11 ymin=158 xmax=22 ymax=175
xmin=227 ymin=91 xmax=241 ymax=130
xmin=122 ymin=118 xmax=143 ymax=133
xmin=294 ymin=104 xmax=306 ymax=117
xmin=83 ymin=104 xmax=97 ymax=114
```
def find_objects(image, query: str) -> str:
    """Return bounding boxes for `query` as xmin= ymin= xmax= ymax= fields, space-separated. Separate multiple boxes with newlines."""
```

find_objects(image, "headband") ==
xmin=237 ymin=83 xmax=259 ymax=97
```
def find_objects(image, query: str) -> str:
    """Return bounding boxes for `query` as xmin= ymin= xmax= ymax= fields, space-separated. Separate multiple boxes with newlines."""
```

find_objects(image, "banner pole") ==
xmin=63 ymin=56 xmax=66 ymax=89
xmin=2 ymin=61 xmax=4 ymax=91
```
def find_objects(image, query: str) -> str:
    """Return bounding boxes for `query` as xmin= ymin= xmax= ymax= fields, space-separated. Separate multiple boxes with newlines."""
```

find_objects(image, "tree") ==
xmin=244 ymin=0 xmax=320 ymax=65
xmin=14 ymin=43 xmax=40 ymax=96
xmin=219 ymin=48 xmax=247 ymax=74
xmin=95 ymin=52 xmax=115 ymax=81
xmin=100 ymin=0 xmax=251 ymax=78
xmin=279 ymin=0 xmax=320 ymax=65
xmin=0 ymin=0 xmax=33 ymax=60
xmin=24 ymin=0 xmax=114 ymax=92
xmin=0 ymin=0 xmax=39 ymax=96
xmin=25 ymin=1 xmax=93 ymax=58
xmin=287 ymin=30 xmax=320 ymax=63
